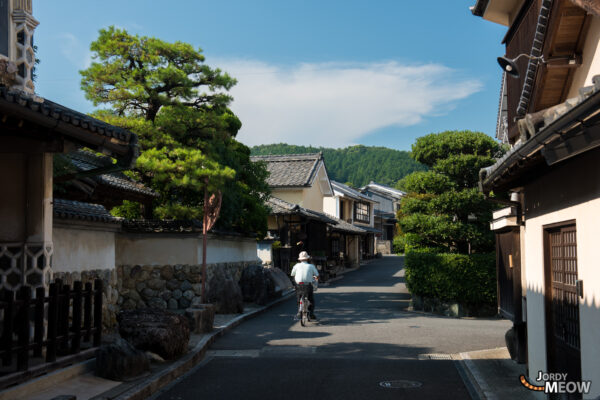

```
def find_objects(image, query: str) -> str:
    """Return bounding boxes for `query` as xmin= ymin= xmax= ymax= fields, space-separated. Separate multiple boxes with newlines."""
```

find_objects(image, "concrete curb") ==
xmin=0 ymin=358 xmax=96 ymax=400
xmin=453 ymin=355 xmax=486 ymax=400
xmin=92 ymin=289 xmax=296 ymax=400
xmin=454 ymin=347 xmax=515 ymax=400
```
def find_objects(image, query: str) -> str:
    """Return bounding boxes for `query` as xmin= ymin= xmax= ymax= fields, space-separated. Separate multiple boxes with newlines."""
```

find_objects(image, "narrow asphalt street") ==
xmin=153 ymin=256 xmax=511 ymax=400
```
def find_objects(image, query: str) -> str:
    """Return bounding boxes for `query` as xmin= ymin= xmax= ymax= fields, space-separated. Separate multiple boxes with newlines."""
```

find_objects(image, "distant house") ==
xmin=251 ymin=153 xmax=333 ymax=212
xmin=474 ymin=0 xmax=600 ymax=394
xmin=361 ymin=182 xmax=405 ymax=254
xmin=251 ymin=153 xmax=366 ymax=270
xmin=324 ymin=181 xmax=379 ymax=258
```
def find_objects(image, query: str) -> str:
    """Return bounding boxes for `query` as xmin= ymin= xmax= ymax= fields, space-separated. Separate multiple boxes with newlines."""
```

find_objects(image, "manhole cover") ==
xmin=379 ymin=380 xmax=422 ymax=389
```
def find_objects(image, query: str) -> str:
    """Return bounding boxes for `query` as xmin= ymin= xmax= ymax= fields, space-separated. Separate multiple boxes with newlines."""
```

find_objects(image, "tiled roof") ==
xmin=0 ymin=87 xmax=138 ymax=161
xmin=374 ymin=209 xmax=396 ymax=218
xmin=123 ymin=219 xmax=203 ymax=233
xmin=327 ymin=216 xmax=367 ymax=234
xmin=121 ymin=220 xmax=252 ymax=237
xmin=66 ymin=150 xmax=157 ymax=197
xmin=331 ymin=181 xmax=377 ymax=203
xmin=361 ymin=182 xmax=406 ymax=199
xmin=480 ymin=76 xmax=600 ymax=191
xmin=355 ymin=224 xmax=382 ymax=234
xmin=266 ymin=197 xmax=337 ymax=224
xmin=53 ymin=198 xmax=121 ymax=223
xmin=251 ymin=153 xmax=323 ymax=187
xmin=266 ymin=197 xmax=367 ymax=234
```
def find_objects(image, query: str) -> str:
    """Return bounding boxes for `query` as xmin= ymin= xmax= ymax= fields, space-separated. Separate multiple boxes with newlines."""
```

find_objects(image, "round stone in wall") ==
xmin=147 ymin=297 xmax=167 ymax=309
xmin=181 ymin=280 xmax=192 ymax=292
xmin=179 ymin=297 xmax=191 ymax=308
xmin=168 ymin=298 xmax=178 ymax=310
xmin=161 ymin=266 xmax=174 ymax=280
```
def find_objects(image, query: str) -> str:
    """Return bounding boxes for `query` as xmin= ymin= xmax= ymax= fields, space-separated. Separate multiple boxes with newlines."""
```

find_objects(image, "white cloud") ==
xmin=214 ymin=59 xmax=482 ymax=148
xmin=57 ymin=33 xmax=92 ymax=69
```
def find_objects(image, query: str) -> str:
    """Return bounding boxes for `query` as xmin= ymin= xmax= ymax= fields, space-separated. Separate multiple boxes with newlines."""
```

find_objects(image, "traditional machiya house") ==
xmin=250 ymin=153 xmax=334 ymax=212
xmin=473 ymin=0 xmax=600 ymax=395
xmin=251 ymin=153 xmax=367 ymax=272
xmin=360 ymin=182 xmax=405 ymax=254
xmin=0 ymin=1 xmax=140 ymax=292
xmin=55 ymin=150 xmax=158 ymax=217
xmin=324 ymin=181 xmax=379 ymax=258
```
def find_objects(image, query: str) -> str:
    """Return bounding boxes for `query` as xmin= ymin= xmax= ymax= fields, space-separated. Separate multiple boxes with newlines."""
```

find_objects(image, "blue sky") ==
xmin=34 ymin=1 xmax=507 ymax=151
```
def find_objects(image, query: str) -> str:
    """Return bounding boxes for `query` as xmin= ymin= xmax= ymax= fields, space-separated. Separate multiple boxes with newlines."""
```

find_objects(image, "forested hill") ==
xmin=250 ymin=144 xmax=427 ymax=187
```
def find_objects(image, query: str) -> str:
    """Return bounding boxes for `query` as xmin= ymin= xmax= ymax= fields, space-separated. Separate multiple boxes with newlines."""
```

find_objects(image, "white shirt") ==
xmin=290 ymin=261 xmax=319 ymax=284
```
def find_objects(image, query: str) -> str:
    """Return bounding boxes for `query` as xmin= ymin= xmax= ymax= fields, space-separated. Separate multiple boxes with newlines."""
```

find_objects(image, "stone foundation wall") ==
xmin=52 ymin=268 xmax=119 ymax=332
xmin=117 ymin=262 xmax=249 ymax=312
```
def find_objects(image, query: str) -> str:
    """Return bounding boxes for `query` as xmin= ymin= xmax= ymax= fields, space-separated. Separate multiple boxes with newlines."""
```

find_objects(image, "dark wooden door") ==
xmin=496 ymin=230 xmax=521 ymax=321
xmin=545 ymin=223 xmax=582 ymax=398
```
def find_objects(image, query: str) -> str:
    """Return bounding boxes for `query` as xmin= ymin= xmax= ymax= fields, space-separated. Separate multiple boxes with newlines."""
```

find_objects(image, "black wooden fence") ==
xmin=0 ymin=278 xmax=102 ymax=373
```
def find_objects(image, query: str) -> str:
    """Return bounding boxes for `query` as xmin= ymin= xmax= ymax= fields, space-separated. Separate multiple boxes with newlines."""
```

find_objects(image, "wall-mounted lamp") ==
xmin=497 ymin=54 xmax=545 ymax=78
xmin=498 ymin=53 xmax=580 ymax=79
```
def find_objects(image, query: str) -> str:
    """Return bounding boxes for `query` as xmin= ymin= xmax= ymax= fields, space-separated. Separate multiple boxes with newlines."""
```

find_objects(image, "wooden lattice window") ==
xmin=547 ymin=223 xmax=580 ymax=351
xmin=354 ymin=202 xmax=370 ymax=223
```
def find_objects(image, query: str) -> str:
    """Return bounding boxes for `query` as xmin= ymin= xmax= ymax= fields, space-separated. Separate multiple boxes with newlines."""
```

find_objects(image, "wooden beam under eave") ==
xmin=568 ymin=0 xmax=600 ymax=17
xmin=0 ymin=135 xmax=64 ymax=153
xmin=530 ymin=1 xmax=588 ymax=113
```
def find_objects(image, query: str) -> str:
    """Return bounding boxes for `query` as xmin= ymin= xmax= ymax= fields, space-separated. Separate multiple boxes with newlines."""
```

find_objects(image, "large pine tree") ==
xmin=80 ymin=26 xmax=270 ymax=235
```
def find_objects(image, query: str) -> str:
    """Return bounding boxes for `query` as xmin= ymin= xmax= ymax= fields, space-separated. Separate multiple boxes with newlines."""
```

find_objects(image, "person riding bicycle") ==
xmin=291 ymin=251 xmax=319 ymax=320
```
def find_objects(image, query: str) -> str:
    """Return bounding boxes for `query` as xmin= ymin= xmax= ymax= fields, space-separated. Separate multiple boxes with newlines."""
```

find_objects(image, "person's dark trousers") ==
xmin=295 ymin=284 xmax=315 ymax=314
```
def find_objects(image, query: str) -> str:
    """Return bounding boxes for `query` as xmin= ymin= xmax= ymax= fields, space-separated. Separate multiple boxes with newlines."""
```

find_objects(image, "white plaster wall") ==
xmin=525 ymin=199 xmax=600 ymax=395
xmin=257 ymin=242 xmax=272 ymax=264
xmin=567 ymin=16 xmax=600 ymax=99
xmin=116 ymin=235 xmax=198 ymax=265
xmin=116 ymin=233 xmax=260 ymax=266
xmin=53 ymin=227 xmax=115 ymax=272
xmin=198 ymin=235 xmax=260 ymax=264
xmin=271 ymin=189 xmax=303 ymax=208
xmin=522 ymin=149 xmax=600 ymax=395
xmin=323 ymin=196 xmax=338 ymax=217
xmin=302 ymin=168 xmax=327 ymax=212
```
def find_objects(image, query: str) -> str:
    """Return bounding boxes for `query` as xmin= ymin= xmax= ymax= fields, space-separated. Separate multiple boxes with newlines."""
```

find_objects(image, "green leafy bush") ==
xmin=405 ymin=248 xmax=496 ymax=307
xmin=393 ymin=235 xmax=407 ymax=254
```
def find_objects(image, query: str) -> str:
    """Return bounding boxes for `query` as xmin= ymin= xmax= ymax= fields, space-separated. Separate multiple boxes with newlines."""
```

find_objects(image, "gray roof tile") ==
xmin=251 ymin=153 xmax=323 ymax=187
xmin=66 ymin=150 xmax=157 ymax=197
xmin=0 ymin=87 xmax=139 ymax=160
xmin=53 ymin=198 xmax=121 ymax=223
xmin=331 ymin=181 xmax=376 ymax=203
xmin=266 ymin=197 xmax=337 ymax=224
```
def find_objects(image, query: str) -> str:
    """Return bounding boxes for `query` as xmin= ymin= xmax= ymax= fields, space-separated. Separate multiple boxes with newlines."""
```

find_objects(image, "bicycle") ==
xmin=296 ymin=283 xmax=311 ymax=326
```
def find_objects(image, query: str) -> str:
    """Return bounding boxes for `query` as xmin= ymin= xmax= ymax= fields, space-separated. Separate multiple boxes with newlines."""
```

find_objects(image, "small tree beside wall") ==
xmin=395 ymin=131 xmax=504 ymax=313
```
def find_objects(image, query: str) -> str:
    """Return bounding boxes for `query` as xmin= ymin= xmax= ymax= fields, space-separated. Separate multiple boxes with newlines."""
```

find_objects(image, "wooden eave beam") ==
xmin=0 ymin=99 xmax=132 ymax=157
xmin=530 ymin=1 xmax=588 ymax=113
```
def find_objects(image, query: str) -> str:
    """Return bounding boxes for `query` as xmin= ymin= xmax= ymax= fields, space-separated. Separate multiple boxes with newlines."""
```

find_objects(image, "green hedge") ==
xmin=405 ymin=249 xmax=496 ymax=307
xmin=393 ymin=235 xmax=406 ymax=254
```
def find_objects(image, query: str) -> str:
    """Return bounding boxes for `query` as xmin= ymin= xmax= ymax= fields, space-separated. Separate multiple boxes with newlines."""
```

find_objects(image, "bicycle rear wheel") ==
xmin=300 ymin=295 xmax=308 ymax=326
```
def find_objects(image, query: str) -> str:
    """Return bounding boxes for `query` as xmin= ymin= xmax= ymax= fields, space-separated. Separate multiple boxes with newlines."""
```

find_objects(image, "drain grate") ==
xmin=379 ymin=380 xmax=422 ymax=389
xmin=418 ymin=353 xmax=452 ymax=360
xmin=206 ymin=350 xmax=260 ymax=358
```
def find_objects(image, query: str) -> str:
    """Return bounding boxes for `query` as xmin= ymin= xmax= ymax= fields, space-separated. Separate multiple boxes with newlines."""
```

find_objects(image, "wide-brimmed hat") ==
xmin=298 ymin=251 xmax=311 ymax=261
